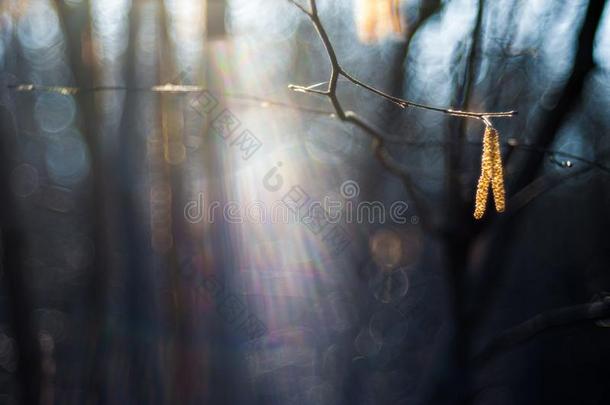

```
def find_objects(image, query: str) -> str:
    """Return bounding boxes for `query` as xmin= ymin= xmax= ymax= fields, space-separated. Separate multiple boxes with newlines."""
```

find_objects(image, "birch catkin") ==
xmin=490 ymin=128 xmax=506 ymax=213
xmin=474 ymin=126 xmax=506 ymax=219
xmin=474 ymin=127 xmax=494 ymax=219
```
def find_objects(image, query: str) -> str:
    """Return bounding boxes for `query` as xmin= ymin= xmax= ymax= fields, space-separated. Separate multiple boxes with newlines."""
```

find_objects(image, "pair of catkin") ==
xmin=474 ymin=126 xmax=506 ymax=219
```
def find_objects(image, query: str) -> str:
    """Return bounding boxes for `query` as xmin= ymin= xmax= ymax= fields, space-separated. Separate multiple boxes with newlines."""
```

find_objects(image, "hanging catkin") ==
xmin=474 ymin=127 xmax=494 ymax=219
xmin=474 ymin=126 xmax=506 ymax=219
xmin=490 ymin=128 xmax=506 ymax=213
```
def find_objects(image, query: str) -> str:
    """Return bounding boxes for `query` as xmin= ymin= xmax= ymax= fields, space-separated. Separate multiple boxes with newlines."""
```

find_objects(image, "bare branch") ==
xmin=474 ymin=295 xmax=610 ymax=367
xmin=340 ymin=68 xmax=516 ymax=120
xmin=286 ymin=0 xmax=440 ymax=223
xmin=339 ymin=69 xmax=409 ymax=108
xmin=288 ymin=0 xmax=516 ymax=125
xmin=506 ymin=168 xmax=591 ymax=216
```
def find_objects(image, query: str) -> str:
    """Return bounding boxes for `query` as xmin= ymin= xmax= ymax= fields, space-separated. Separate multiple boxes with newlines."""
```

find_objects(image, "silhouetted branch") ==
xmin=288 ymin=0 xmax=516 ymax=124
xmin=507 ymin=168 xmax=591 ymax=214
xmin=474 ymin=295 xmax=610 ymax=367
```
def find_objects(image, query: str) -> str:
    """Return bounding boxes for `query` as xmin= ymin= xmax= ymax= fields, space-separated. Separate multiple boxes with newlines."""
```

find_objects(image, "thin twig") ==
xmin=288 ymin=0 xmax=516 ymax=125
xmin=505 ymin=167 xmax=591 ymax=215
xmin=6 ymin=84 xmax=608 ymax=176
xmin=340 ymin=68 xmax=516 ymax=120
xmin=6 ymin=83 xmax=336 ymax=115
xmin=287 ymin=0 xmax=435 ymax=223
xmin=287 ymin=84 xmax=328 ymax=96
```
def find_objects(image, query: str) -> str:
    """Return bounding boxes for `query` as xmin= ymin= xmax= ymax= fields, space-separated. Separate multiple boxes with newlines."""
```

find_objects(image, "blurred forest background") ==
xmin=1 ymin=0 xmax=610 ymax=404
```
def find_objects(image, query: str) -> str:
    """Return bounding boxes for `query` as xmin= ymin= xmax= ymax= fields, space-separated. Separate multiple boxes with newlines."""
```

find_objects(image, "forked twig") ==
xmin=287 ymin=0 xmax=439 ymax=223
xmin=287 ymin=0 xmax=517 ymax=125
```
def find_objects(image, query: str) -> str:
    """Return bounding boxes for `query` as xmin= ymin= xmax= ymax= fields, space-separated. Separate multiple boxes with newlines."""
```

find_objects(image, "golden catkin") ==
xmin=490 ymin=128 xmax=506 ymax=213
xmin=474 ymin=126 xmax=507 ymax=219
xmin=473 ymin=127 xmax=494 ymax=219
xmin=473 ymin=175 xmax=490 ymax=219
